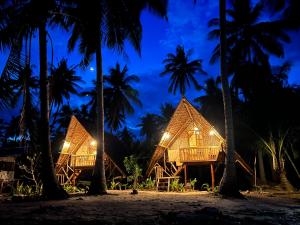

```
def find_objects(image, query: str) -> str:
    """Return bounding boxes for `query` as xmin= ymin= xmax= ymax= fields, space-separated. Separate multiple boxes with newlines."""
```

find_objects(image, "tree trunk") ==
xmin=218 ymin=0 xmax=239 ymax=197
xmin=258 ymin=149 xmax=267 ymax=184
xmin=88 ymin=37 xmax=107 ymax=195
xmin=39 ymin=22 xmax=68 ymax=199
xmin=278 ymin=158 xmax=294 ymax=191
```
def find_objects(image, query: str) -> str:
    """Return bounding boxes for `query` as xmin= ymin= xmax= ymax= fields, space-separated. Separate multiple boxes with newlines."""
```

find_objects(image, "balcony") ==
xmin=179 ymin=147 xmax=220 ymax=162
xmin=70 ymin=154 xmax=96 ymax=167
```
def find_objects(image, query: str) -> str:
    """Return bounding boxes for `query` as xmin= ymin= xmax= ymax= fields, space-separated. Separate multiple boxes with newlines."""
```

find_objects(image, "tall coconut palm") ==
xmin=104 ymin=63 xmax=142 ymax=132
xmin=2 ymin=0 xmax=68 ymax=199
xmin=66 ymin=0 xmax=168 ymax=194
xmin=218 ymin=0 xmax=239 ymax=197
xmin=209 ymin=0 xmax=290 ymax=99
xmin=12 ymin=65 xmax=39 ymax=139
xmin=138 ymin=113 xmax=160 ymax=145
xmin=160 ymin=45 xmax=207 ymax=96
xmin=49 ymin=58 xmax=83 ymax=126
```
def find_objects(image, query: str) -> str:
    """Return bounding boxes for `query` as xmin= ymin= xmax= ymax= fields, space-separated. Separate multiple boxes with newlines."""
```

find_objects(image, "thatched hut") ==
xmin=55 ymin=116 xmax=125 ymax=186
xmin=146 ymin=97 xmax=253 ymax=191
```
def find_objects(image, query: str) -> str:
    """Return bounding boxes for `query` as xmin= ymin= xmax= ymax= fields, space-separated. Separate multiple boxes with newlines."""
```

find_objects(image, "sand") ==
xmin=0 ymin=190 xmax=299 ymax=225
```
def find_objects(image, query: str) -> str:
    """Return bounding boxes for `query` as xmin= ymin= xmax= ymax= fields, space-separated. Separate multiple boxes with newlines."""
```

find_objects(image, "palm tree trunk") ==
xmin=88 ymin=36 xmax=107 ymax=195
xmin=39 ymin=21 xmax=68 ymax=199
xmin=258 ymin=149 xmax=267 ymax=184
xmin=218 ymin=0 xmax=239 ymax=197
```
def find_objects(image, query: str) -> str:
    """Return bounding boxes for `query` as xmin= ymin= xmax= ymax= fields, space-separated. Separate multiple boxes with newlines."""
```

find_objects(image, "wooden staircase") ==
xmin=155 ymin=162 xmax=184 ymax=192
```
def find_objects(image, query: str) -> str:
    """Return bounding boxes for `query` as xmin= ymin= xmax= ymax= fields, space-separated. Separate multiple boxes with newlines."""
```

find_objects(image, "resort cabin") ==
xmin=55 ymin=116 xmax=125 ymax=186
xmin=146 ymin=97 xmax=253 ymax=191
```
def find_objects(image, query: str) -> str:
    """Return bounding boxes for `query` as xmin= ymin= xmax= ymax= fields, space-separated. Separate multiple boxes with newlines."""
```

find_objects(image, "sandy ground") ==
xmin=0 ymin=190 xmax=300 ymax=225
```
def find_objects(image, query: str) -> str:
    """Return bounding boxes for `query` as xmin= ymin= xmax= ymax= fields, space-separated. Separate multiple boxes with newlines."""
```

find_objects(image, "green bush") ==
xmin=14 ymin=182 xmax=42 ymax=196
xmin=201 ymin=183 xmax=211 ymax=192
xmin=110 ymin=179 xmax=121 ymax=190
xmin=63 ymin=184 xmax=83 ymax=193
xmin=190 ymin=178 xmax=197 ymax=190
xmin=123 ymin=155 xmax=142 ymax=192
xmin=144 ymin=177 xmax=155 ymax=190
xmin=170 ymin=179 xmax=185 ymax=192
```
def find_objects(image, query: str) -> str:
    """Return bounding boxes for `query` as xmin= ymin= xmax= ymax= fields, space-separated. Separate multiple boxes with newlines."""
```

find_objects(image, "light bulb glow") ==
xmin=90 ymin=140 xmax=97 ymax=146
xmin=162 ymin=132 xmax=170 ymax=140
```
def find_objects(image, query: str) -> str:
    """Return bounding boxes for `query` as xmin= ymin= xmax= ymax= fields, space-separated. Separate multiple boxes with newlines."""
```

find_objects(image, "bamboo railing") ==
xmin=179 ymin=147 xmax=220 ymax=162
xmin=70 ymin=154 xmax=96 ymax=167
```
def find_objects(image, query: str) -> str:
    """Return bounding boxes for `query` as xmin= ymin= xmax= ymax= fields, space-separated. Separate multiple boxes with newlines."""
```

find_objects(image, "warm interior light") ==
xmin=90 ymin=140 xmax=97 ymax=146
xmin=63 ymin=141 xmax=70 ymax=149
xmin=193 ymin=127 xmax=200 ymax=134
xmin=162 ymin=132 xmax=170 ymax=140
xmin=209 ymin=129 xmax=215 ymax=136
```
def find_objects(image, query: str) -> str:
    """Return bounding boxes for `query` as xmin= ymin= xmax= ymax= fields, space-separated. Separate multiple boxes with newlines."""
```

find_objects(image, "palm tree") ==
xmin=157 ymin=103 xmax=175 ymax=130
xmin=160 ymin=45 xmax=207 ymax=96
xmin=66 ymin=0 xmax=168 ymax=194
xmin=257 ymin=130 xmax=296 ymax=191
xmin=104 ymin=63 xmax=142 ymax=132
xmin=0 ymin=76 xmax=14 ymax=110
xmin=2 ymin=0 xmax=68 ymax=199
xmin=12 ymin=65 xmax=39 ymax=140
xmin=209 ymin=0 xmax=290 ymax=99
xmin=263 ymin=0 xmax=300 ymax=29
xmin=138 ymin=113 xmax=160 ymax=144
xmin=49 ymin=58 xmax=83 ymax=126
xmin=194 ymin=77 xmax=224 ymax=133
xmin=218 ymin=0 xmax=239 ymax=197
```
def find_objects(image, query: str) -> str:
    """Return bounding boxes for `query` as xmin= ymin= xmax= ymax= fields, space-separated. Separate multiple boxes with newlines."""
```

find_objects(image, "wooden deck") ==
xmin=179 ymin=147 xmax=220 ymax=162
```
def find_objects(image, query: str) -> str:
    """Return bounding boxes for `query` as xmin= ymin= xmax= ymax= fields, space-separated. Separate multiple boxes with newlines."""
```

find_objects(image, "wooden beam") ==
xmin=210 ymin=163 xmax=215 ymax=191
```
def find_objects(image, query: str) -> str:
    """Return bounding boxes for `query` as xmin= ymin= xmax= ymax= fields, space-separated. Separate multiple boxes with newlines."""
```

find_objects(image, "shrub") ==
xmin=190 ymin=178 xmax=197 ymax=190
xmin=201 ymin=183 xmax=211 ymax=192
xmin=144 ymin=177 xmax=155 ymax=190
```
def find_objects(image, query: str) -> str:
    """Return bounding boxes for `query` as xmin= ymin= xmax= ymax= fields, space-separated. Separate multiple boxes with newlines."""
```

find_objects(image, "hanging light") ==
xmin=162 ymin=132 xmax=171 ymax=140
xmin=90 ymin=140 xmax=97 ymax=146
xmin=193 ymin=127 xmax=200 ymax=134
xmin=63 ymin=141 xmax=70 ymax=149
xmin=209 ymin=129 xmax=215 ymax=136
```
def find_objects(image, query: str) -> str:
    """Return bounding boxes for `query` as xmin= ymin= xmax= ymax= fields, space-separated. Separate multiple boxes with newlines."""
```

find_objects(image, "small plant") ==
xmin=170 ymin=179 xmax=185 ymax=192
xmin=213 ymin=185 xmax=219 ymax=193
xmin=123 ymin=155 xmax=142 ymax=194
xmin=18 ymin=153 xmax=41 ymax=194
xmin=201 ymin=183 xmax=211 ymax=192
xmin=110 ymin=178 xmax=121 ymax=190
xmin=190 ymin=178 xmax=197 ymax=190
xmin=178 ymin=183 xmax=185 ymax=192
xmin=144 ymin=177 xmax=155 ymax=190
xmin=14 ymin=182 xmax=39 ymax=196
xmin=63 ymin=184 xmax=83 ymax=193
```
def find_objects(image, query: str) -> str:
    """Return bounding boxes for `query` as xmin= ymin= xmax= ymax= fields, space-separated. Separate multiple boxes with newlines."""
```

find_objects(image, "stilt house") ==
xmin=146 ymin=97 xmax=253 ymax=191
xmin=55 ymin=116 xmax=125 ymax=186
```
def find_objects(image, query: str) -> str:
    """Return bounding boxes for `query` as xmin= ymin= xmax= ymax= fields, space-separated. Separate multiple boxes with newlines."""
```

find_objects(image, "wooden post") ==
xmin=210 ymin=163 xmax=215 ymax=191
xmin=184 ymin=164 xmax=187 ymax=186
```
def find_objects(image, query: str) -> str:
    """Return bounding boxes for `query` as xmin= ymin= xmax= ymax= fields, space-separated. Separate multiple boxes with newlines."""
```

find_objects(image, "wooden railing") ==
xmin=70 ymin=155 xmax=96 ymax=167
xmin=179 ymin=147 xmax=220 ymax=162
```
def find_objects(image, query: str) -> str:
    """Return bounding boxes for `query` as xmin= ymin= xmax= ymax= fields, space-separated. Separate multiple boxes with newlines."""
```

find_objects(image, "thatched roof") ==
xmin=56 ymin=116 xmax=125 ymax=176
xmin=146 ymin=97 xmax=224 ymax=176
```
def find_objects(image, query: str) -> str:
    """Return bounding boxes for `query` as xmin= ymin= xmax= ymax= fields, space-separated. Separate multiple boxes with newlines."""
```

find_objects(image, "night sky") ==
xmin=1 ymin=0 xmax=300 ymax=133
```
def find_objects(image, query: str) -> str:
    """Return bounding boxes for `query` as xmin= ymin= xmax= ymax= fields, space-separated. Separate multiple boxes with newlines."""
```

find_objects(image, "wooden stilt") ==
xmin=210 ymin=163 xmax=215 ymax=191
xmin=184 ymin=164 xmax=187 ymax=186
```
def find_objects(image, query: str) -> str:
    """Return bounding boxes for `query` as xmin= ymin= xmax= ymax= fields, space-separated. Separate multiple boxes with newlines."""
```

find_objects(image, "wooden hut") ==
xmin=55 ymin=116 xmax=125 ymax=186
xmin=146 ymin=97 xmax=253 ymax=191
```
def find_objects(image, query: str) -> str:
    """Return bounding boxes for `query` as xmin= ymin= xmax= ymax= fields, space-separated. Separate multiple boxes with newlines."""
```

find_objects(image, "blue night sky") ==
xmin=1 ymin=0 xmax=300 ymax=133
